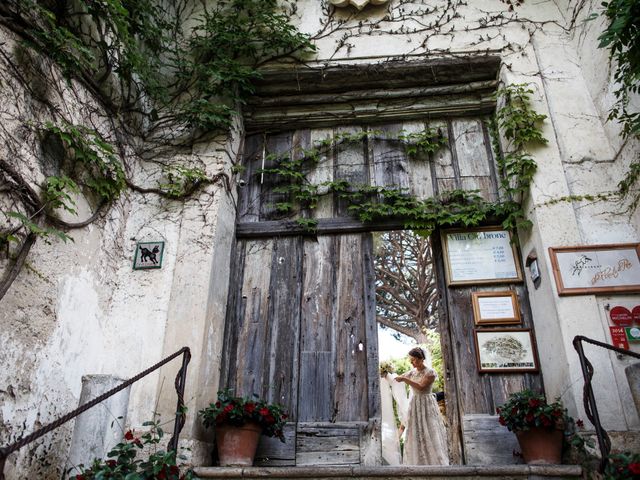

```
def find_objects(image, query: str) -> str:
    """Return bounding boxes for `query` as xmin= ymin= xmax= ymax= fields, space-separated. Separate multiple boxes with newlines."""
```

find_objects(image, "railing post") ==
xmin=168 ymin=348 xmax=191 ymax=453
xmin=573 ymin=336 xmax=610 ymax=473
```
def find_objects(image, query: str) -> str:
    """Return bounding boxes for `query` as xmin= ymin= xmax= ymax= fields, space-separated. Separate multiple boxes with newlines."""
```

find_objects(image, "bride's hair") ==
xmin=408 ymin=347 xmax=425 ymax=360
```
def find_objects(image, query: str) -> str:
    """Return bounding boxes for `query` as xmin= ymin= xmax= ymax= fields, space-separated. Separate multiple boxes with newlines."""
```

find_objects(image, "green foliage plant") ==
xmin=604 ymin=451 xmax=640 ymax=479
xmin=588 ymin=1 xmax=640 ymax=211
xmin=71 ymin=420 xmax=194 ymax=480
xmin=43 ymin=122 xmax=125 ymax=202
xmin=200 ymin=389 xmax=289 ymax=442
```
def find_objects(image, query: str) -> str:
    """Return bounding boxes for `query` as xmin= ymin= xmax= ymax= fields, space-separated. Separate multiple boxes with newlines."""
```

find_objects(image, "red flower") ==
xmin=244 ymin=402 xmax=256 ymax=413
xmin=215 ymin=401 xmax=221 ymax=408
xmin=540 ymin=415 xmax=552 ymax=427
xmin=525 ymin=413 xmax=534 ymax=423
xmin=265 ymin=415 xmax=275 ymax=424
xmin=170 ymin=465 xmax=180 ymax=474
xmin=629 ymin=463 xmax=640 ymax=474
xmin=223 ymin=404 xmax=234 ymax=413
xmin=282 ymin=414 xmax=288 ymax=420
xmin=76 ymin=476 xmax=86 ymax=480
xmin=124 ymin=430 xmax=134 ymax=441
xmin=528 ymin=399 xmax=541 ymax=408
xmin=259 ymin=408 xmax=270 ymax=416
xmin=496 ymin=407 xmax=501 ymax=414
xmin=576 ymin=419 xmax=584 ymax=428
xmin=498 ymin=416 xmax=506 ymax=426
xmin=134 ymin=438 xmax=143 ymax=447
xmin=216 ymin=412 xmax=227 ymax=423
xmin=106 ymin=460 xmax=117 ymax=468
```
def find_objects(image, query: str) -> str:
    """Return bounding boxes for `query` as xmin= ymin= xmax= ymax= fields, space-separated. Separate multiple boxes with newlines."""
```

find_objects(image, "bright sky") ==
xmin=377 ymin=326 xmax=415 ymax=361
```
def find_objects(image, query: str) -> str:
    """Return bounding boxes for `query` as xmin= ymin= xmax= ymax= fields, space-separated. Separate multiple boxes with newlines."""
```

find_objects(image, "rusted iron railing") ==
xmin=573 ymin=335 xmax=640 ymax=473
xmin=0 ymin=346 xmax=191 ymax=480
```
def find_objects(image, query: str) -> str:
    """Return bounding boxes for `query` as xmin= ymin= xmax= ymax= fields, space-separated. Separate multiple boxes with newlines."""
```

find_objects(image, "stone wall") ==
xmin=1 ymin=1 xmax=639 ymax=478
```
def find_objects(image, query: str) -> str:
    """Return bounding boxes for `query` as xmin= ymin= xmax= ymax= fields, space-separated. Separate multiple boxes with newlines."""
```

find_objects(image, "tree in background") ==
xmin=374 ymin=230 xmax=440 ymax=344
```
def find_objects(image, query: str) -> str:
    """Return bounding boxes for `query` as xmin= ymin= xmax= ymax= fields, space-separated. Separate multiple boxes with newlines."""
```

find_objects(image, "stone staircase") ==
xmin=193 ymin=465 xmax=583 ymax=480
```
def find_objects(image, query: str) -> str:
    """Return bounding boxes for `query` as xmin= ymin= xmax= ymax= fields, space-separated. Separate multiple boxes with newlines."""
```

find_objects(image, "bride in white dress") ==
xmin=395 ymin=347 xmax=449 ymax=465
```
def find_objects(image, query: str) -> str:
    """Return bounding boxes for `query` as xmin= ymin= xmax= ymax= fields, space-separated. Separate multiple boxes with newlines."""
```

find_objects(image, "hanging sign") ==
xmin=609 ymin=326 xmax=629 ymax=350
xmin=609 ymin=306 xmax=633 ymax=326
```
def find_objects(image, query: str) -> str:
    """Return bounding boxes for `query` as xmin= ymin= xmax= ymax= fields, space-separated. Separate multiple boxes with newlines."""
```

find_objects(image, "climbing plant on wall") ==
xmin=258 ymin=83 xmax=547 ymax=234
xmin=0 ymin=0 xmax=315 ymax=300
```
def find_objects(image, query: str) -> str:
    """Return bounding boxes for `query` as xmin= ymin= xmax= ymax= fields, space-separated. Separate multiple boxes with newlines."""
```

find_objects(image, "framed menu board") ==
xmin=549 ymin=243 xmax=640 ymax=295
xmin=441 ymin=227 xmax=523 ymax=286
xmin=471 ymin=291 xmax=521 ymax=325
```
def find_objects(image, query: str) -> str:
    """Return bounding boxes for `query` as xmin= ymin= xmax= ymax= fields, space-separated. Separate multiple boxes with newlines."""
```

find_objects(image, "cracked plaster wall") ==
xmin=0 ymin=23 xmax=237 ymax=479
xmin=1 ymin=1 xmax=640 ymax=478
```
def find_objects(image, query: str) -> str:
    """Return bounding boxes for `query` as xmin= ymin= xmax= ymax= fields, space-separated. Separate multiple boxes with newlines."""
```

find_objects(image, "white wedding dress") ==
xmin=402 ymin=367 xmax=449 ymax=465
xmin=379 ymin=373 xmax=409 ymax=465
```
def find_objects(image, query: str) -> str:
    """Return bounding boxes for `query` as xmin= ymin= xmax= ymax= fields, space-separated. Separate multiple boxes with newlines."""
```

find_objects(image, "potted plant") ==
xmin=496 ymin=389 xmax=569 ymax=464
xmin=199 ymin=389 xmax=288 ymax=467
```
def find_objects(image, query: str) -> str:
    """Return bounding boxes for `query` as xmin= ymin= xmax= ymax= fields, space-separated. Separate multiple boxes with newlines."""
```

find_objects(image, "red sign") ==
xmin=610 ymin=326 xmax=630 ymax=349
xmin=609 ymin=306 xmax=633 ymax=326
xmin=632 ymin=306 xmax=640 ymax=324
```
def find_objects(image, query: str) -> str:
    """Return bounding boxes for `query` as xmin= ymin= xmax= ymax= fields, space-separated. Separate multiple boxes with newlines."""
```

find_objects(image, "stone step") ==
xmin=193 ymin=465 xmax=583 ymax=480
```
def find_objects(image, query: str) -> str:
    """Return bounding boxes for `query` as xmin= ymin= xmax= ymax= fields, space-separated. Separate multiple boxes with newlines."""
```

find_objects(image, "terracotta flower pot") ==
xmin=515 ymin=427 xmax=563 ymax=464
xmin=216 ymin=422 xmax=262 ymax=466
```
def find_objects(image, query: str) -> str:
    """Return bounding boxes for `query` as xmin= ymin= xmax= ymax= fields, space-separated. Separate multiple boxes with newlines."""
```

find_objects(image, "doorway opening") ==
xmin=373 ymin=229 xmax=450 ymax=465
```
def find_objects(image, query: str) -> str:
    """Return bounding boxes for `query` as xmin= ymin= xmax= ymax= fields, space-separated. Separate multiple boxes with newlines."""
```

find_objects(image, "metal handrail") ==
xmin=0 ymin=346 xmax=191 ymax=480
xmin=573 ymin=335 xmax=640 ymax=473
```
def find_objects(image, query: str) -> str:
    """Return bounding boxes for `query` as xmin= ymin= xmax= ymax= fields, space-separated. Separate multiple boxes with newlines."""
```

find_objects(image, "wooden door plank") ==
xmin=460 ymin=176 xmax=496 ymax=202
xmin=299 ymin=236 xmax=337 ymax=422
xmin=369 ymin=123 xmax=408 ymax=191
xmin=334 ymin=126 xmax=368 ymax=217
xmin=452 ymin=119 xmax=491 ymax=177
xmin=238 ymin=134 xmax=264 ymax=223
xmin=406 ymin=120 xmax=435 ymax=200
xmin=266 ymin=236 xmax=303 ymax=416
xmin=334 ymin=234 xmax=368 ymax=422
xmin=432 ymin=121 xmax=455 ymax=183
xmin=234 ymin=240 xmax=274 ymax=397
xmin=261 ymin=131 xmax=293 ymax=220
xmin=306 ymin=128 xmax=335 ymax=219
xmin=219 ymin=238 xmax=246 ymax=391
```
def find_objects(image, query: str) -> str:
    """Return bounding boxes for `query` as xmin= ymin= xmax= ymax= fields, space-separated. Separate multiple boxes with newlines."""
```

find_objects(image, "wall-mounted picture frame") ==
xmin=548 ymin=243 xmax=640 ymax=296
xmin=441 ymin=227 xmax=523 ymax=286
xmin=471 ymin=291 xmax=521 ymax=325
xmin=474 ymin=328 xmax=539 ymax=373
xmin=133 ymin=241 xmax=165 ymax=270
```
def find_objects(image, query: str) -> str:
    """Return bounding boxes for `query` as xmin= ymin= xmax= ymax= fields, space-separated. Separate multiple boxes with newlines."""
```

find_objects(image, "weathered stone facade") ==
xmin=1 ymin=1 xmax=638 ymax=478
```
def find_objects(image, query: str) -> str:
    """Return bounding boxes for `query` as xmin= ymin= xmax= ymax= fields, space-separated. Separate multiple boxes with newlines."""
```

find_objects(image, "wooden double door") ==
xmin=219 ymin=118 xmax=542 ymax=466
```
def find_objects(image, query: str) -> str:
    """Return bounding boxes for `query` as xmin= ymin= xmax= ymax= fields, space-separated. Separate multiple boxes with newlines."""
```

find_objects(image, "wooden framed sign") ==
xmin=474 ymin=328 xmax=539 ymax=373
xmin=441 ymin=227 xmax=523 ymax=286
xmin=549 ymin=244 xmax=640 ymax=296
xmin=472 ymin=291 xmax=521 ymax=325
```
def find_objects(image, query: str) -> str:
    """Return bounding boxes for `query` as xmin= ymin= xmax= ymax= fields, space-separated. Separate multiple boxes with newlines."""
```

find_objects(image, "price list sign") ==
xmin=442 ymin=227 xmax=523 ymax=286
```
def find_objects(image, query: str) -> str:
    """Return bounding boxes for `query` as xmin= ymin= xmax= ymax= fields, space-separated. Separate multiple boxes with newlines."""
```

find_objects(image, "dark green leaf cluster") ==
xmin=597 ymin=0 xmax=640 ymax=139
xmin=43 ymin=122 xmax=125 ymax=201
xmin=72 ymin=420 xmax=194 ymax=480
xmin=604 ymin=451 xmax=640 ymax=479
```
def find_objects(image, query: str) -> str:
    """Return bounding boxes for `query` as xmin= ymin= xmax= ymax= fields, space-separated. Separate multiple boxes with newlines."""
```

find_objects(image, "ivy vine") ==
xmin=258 ymin=84 xmax=547 ymax=235
xmin=0 ymin=0 xmax=316 ymax=301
